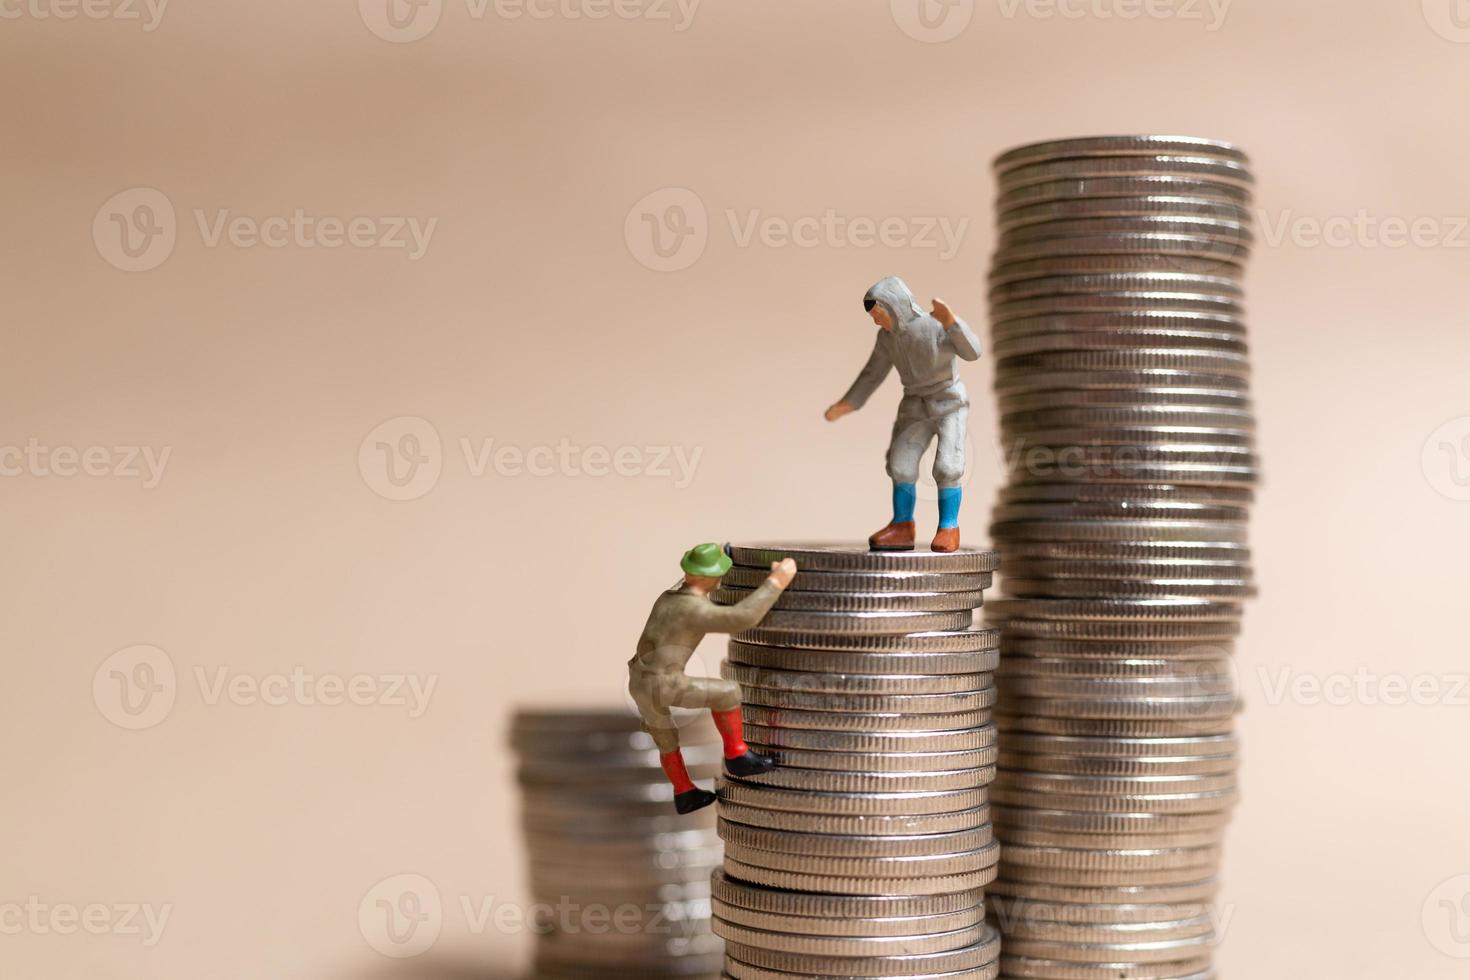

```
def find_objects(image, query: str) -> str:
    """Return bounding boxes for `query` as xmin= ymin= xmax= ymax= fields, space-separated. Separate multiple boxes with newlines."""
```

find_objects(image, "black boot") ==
xmin=674 ymin=787 xmax=717 ymax=814
xmin=724 ymin=749 xmax=777 ymax=778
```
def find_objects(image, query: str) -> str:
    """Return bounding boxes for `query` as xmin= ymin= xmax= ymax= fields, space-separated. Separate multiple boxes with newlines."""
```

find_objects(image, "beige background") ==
xmin=4 ymin=0 xmax=1470 ymax=976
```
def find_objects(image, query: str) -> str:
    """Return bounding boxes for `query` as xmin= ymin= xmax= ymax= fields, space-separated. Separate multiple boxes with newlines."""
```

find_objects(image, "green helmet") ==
xmin=681 ymin=542 xmax=732 ymax=578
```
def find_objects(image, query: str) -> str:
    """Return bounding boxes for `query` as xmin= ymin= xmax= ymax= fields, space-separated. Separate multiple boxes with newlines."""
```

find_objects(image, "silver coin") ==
xmin=991 ymin=501 xmax=1250 ymax=522
xmin=717 ymin=780 xmax=992 ymax=816
xmin=712 ymin=898 xmax=986 ymax=938
xmin=736 ymin=685 xmax=998 ymax=716
xmin=728 ymin=542 xmax=1000 ymax=574
xmin=995 ymin=481 xmax=1254 ymax=507
xmin=997 ymin=733 xmax=1238 ymax=758
xmin=727 ymin=764 xmax=995 ymax=793
xmin=996 ymin=771 xmax=1235 ymax=798
xmin=736 ymin=627 xmax=999 ymax=654
xmin=721 ymin=856 xmax=997 ymax=897
xmin=989 ymin=253 xmax=1246 ymax=287
xmin=998 ymin=672 xmax=1235 ymax=699
xmin=728 ymin=641 xmax=1000 ymax=676
xmin=997 ymin=955 xmax=1212 ymax=980
xmin=717 ymin=801 xmax=992 ymax=837
xmin=718 ymin=819 xmax=993 ymax=858
xmin=993 ymin=232 xmax=1251 ymax=265
xmin=1001 ymin=577 xmax=1256 ymax=601
xmin=994 ymin=332 xmax=1250 ymax=361
xmin=741 ymin=722 xmax=997 ymax=754
xmin=996 ymin=154 xmax=1254 ymax=189
xmin=716 ymin=586 xmax=985 ymax=613
xmin=994 ymin=137 xmax=1250 ymax=172
xmin=723 ymin=661 xmax=993 ymax=696
xmin=750 ymin=744 xmax=998 ymax=773
xmin=989 ymin=785 xmax=1238 ymax=815
xmin=722 ymin=565 xmax=994 ymax=593
xmin=995 ymin=174 xmax=1252 ymax=211
xmin=997 ymin=200 xmax=1253 ymax=237
xmin=737 ymin=608 xmax=973 ymax=635
xmin=740 ymin=704 xmax=991 ymax=733
xmin=723 ymin=925 xmax=1000 ymax=975
xmin=713 ymin=919 xmax=989 ymax=957
xmin=722 ymin=839 xmax=1000 ymax=878
xmin=992 ymin=368 xmax=1249 ymax=396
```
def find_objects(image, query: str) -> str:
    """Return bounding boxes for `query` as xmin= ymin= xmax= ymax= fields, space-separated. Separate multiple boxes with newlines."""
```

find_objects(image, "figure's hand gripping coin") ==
xmin=767 ymin=558 xmax=797 ymax=589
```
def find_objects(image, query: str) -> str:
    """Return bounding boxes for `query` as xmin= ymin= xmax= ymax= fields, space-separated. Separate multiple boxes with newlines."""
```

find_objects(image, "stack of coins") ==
xmin=709 ymin=543 xmax=1004 ymax=980
xmin=985 ymin=136 xmax=1256 ymax=979
xmin=512 ymin=708 xmax=725 ymax=980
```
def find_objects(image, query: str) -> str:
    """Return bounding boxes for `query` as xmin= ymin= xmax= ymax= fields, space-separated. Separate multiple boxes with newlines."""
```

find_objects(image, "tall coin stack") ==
xmin=512 ymin=708 xmax=725 ymax=979
xmin=984 ymin=136 xmax=1257 ymax=979
xmin=708 ymin=543 xmax=1005 ymax=980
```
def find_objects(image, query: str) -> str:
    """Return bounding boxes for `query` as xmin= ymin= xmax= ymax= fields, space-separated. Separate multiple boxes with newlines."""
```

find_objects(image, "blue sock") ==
xmin=892 ymin=482 xmax=917 ymax=524
xmin=938 ymin=487 xmax=962 ymax=529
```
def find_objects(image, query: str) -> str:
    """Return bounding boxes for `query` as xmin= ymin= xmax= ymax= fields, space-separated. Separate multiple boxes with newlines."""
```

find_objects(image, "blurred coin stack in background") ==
xmin=512 ymin=708 xmax=725 ymax=979
xmin=709 ymin=543 xmax=1004 ymax=980
xmin=984 ymin=136 xmax=1257 ymax=979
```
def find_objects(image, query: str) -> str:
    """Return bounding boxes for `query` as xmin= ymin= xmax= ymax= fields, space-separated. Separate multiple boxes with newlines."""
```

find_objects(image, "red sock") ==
xmin=659 ymin=751 xmax=697 ymax=794
xmin=711 ymin=708 xmax=750 ymax=759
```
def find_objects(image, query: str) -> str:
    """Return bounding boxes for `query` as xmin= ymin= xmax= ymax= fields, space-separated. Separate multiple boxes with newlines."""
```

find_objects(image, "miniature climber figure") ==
xmin=825 ymin=276 xmax=982 ymax=553
xmin=628 ymin=543 xmax=798 ymax=814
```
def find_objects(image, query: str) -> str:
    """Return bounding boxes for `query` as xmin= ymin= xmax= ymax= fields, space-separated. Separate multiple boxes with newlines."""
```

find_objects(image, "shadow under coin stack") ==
xmin=708 ymin=543 xmax=1004 ymax=980
xmin=511 ymin=708 xmax=725 ymax=980
xmin=984 ymin=136 xmax=1258 ymax=979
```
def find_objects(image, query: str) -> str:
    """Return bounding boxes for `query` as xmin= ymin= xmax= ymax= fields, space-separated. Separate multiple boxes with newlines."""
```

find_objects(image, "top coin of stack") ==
xmin=710 ymin=543 xmax=1005 ymax=980
xmin=984 ymin=135 xmax=1256 ymax=980
xmin=511 ymin=708 xmax=726 ymax=980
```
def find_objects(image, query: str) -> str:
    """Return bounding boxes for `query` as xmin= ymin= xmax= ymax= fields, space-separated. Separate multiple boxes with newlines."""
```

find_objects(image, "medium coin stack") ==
xmin=512 ymin=708 xmax=725 ymax=979
xmin=709 ymin=543 xmax=1005 ymax=980
xmin=984 ymin=135 xmax=1257 ymax=979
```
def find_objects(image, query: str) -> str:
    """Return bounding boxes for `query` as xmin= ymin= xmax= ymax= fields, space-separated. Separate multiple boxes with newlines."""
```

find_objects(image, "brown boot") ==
xmin=869 ymin=521 xmax=916 ymax=552
xmin=930 ymin=526 xmax=960 ymax=553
